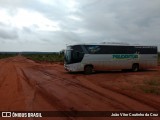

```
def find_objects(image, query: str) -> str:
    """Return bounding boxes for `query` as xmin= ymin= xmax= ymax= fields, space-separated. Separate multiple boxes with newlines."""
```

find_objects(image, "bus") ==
xmin=64 ymin=44 xmax=158 ymax=74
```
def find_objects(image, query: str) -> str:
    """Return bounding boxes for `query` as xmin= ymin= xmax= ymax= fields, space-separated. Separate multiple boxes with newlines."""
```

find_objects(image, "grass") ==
xmin=23 ymin=53 xmax=64 ymax=62
xmin=0 ymin=52 xmax=64 ymax=62
xmin=140 ymin=86 xmax=160 ymax=95
xmin=144 ymin=78 xmax=160 ymax=86
xmin=140 ymin=77 xmax=160 ymax=95
xmin=0 ymin=53 xmax=17 ymax=59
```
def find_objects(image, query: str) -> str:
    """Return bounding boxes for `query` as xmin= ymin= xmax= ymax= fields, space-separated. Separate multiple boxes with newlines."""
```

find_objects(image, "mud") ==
xmin=0 ymin=56 xmax=159 ymax=120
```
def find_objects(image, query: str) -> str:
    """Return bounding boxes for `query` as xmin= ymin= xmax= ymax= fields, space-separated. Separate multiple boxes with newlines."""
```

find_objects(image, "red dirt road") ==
xmin=0 ymin=56 xmax=160 ymax=120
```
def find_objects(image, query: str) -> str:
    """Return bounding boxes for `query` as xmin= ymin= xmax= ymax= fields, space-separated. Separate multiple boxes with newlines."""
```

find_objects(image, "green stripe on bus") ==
xmin=113 ymin=54 xmax=138 ymax=59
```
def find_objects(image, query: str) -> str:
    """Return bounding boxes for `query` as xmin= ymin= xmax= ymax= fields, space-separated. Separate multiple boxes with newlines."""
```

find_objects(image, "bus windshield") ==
xmin=64 ymin=50 xmax=72 ymax=64
xmin=64 ymin=49 xmax=85 ymax=64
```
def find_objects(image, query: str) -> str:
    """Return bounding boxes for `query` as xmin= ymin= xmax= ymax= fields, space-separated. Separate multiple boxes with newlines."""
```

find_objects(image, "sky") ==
xmin=0 ymin=0 xmax=160 ymax=52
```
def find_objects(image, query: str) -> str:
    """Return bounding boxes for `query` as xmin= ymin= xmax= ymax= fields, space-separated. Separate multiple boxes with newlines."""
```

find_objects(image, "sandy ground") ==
xmin=0 ymin=56 xmax=159 ymax=120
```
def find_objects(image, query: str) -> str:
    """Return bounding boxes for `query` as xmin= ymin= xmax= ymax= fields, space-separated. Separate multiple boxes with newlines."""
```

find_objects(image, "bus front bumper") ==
xmin=64 ymin=64 xmax=80 ymax=72
xmin=64 ymin=64 xmax=72 ymax=72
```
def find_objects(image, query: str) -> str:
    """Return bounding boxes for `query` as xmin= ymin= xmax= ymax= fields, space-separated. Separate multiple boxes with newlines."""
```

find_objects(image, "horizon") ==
xmin=0 ymin=43 xmax=160 ymax=53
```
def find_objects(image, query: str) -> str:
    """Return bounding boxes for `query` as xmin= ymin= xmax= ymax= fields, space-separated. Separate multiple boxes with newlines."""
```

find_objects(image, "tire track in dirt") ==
xmin=63 ymin=71 xmax=159 ymax=111
xmin=17 ymin=68 xmax=75 ymax=120
xmin=20 ymin=67 xmax=121 ymax=110
xmin=0 ymin=68 xmax=9 ymax=88
xmin=30 ymin=67 xmax=157 ymax=111
xmin=13 ymin=58 xmax=73 ymax=120
xmin=31 ymin=68 xmax=130 ymax=110
xmin=99 ymin=84 xmax=160 ymax=111
xmin=15 ymin=67 xmax=37 ymax=111
xmin=0 ymin=59 xmax=13 ymax=87
xmin=72 ymin=76 xmax=157 ymax=111
xmin=82 ymin=72 xmax=160 ymax=111
xmin=41 ymin=70 xmax=131 ymax=110
xmin=0 ymin=62 xmax=26 ymax=111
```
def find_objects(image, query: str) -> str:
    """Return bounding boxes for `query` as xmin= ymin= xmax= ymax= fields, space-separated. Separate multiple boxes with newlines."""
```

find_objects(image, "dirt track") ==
xmin=0 ymin=56 xmax=160 ymax=120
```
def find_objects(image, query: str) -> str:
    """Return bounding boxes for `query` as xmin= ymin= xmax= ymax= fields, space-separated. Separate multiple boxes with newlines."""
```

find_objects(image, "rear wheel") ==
xmin=84 ymin=65 xmax=93 ymax=74
xmin=132 ymin=64 xmax=139 ymax=72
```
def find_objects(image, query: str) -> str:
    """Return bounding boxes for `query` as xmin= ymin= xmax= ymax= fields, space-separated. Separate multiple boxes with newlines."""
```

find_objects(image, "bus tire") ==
xmin=132 ymin=64 xmax=139 ymax=72
xmin=84 ymin=65 xmax=93 ymax=74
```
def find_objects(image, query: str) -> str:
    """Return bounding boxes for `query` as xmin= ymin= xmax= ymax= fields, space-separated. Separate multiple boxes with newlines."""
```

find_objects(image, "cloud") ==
xmin=0 ymin=0 xmax=160 ymax=51
xmin=0 ymin=29 xmax=18 ymax=39
xmin=75 ymin=0 xmax=160 ymax=45
xmin=0 ymin=23 xmax=18 ymax=40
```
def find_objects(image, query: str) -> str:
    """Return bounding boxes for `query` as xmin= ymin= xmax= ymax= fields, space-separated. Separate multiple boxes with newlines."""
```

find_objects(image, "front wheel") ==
xmin=132 ymin=64 xmax=139 ymax=72
xmin=84 ymin=66 xmax=93 ymax=74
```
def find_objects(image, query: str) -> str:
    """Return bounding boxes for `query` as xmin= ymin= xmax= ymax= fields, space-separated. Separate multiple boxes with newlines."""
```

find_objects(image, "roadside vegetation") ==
xmin=0 ymin=53 xmax=17 ymax=59
xmin=0 ymin=52 xmax=64 ymax=62
xmin=140 ymin=77 xmax=160 ymax=95
xmin=23 ymin=53 xmax=64 ymax=62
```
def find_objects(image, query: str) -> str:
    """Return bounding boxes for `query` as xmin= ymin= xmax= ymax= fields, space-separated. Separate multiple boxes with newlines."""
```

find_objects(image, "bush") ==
xmin=140 ymin=77 xmax=160 ymax=95
xmin=23 ymin=53 xmax=64 ymax=62
xmin=0 ymin=54 xmax=17 ymax=59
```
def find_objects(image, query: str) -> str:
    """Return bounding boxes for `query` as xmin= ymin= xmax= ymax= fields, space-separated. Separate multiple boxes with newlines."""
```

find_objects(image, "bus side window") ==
xmin=73 ymin=51 xmax=84 ymax=60
xmin=71 ymin=51 xmax=84 ymax=63
xmin=86 ymin=45 xmax=101 ymax=54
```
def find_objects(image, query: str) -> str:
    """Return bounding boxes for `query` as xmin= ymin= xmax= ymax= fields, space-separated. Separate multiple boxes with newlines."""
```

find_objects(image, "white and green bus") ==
xmin=64 ymin=44 xmax=158 ymax=74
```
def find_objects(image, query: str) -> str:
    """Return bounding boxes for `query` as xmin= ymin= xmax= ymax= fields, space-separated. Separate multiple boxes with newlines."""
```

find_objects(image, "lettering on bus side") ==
xmin=112 ymin=54 xmax=139 ymax=59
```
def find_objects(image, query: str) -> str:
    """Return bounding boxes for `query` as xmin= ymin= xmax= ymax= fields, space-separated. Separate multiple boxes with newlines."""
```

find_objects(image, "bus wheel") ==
xmin=84 ymin=65 xmax=93 ymax=74
xmin=132 ymin=64 xmax=139 ymax=72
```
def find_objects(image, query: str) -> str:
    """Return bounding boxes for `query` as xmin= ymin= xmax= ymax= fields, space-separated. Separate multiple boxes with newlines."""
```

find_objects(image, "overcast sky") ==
xmin=0 ymin=0 xmax=160 ymax=52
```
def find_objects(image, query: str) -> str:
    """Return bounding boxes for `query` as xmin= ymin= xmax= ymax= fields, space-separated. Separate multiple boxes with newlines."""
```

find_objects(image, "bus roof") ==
xmin=67 ymin=43 xmax=157 ymax=47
